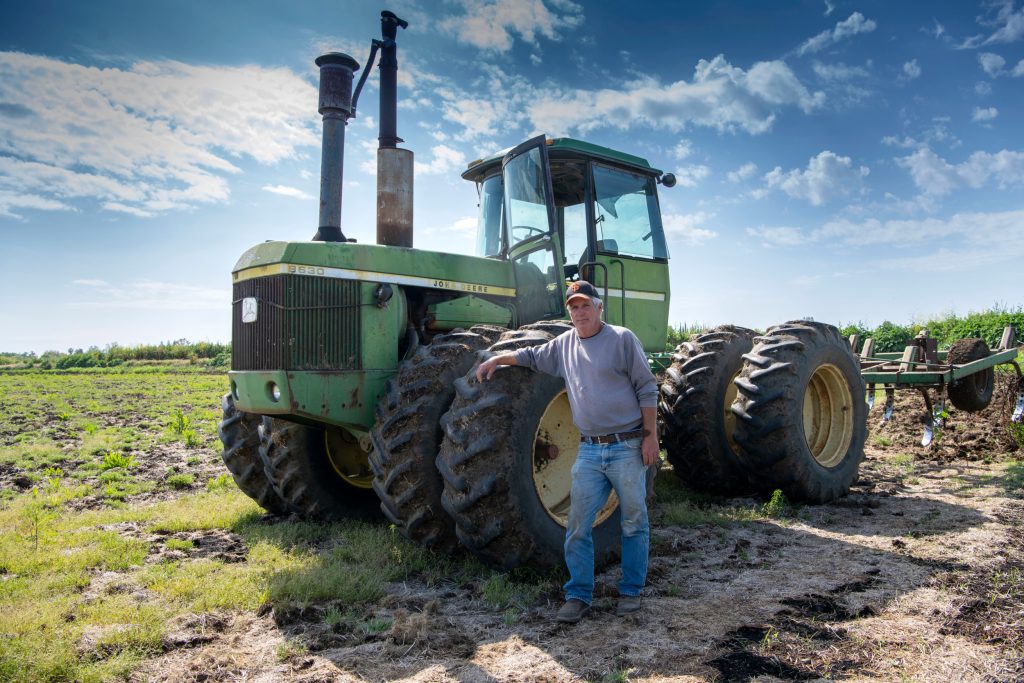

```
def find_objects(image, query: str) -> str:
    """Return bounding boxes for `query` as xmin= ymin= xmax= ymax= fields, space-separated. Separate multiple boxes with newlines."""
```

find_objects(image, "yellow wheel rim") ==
xmin=533 ymin=390 xmax=618 ymax=527
xmin=802 ymin=364 xmax=855 ymax=468
xmin=324 ymin=429 xmax=374 ymax=489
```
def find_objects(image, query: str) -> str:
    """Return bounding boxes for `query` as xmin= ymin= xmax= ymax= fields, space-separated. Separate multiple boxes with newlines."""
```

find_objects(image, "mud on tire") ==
xmin=217 ymin=393 xmax=291 ymax=514
xmin=259 ymin=419 xmax=380 ymax=521
xmin=659 ymin=325 xmax=755 ymax=496
xmin=369 ymin=326 xmax=504 ymax=552
xmin=731 ymin=321 xmax=867 ymax=503
xmin=946 ymin=338 xmax=995 ymax=413
xmin=437 ymin=325 xmax=621 ymax=569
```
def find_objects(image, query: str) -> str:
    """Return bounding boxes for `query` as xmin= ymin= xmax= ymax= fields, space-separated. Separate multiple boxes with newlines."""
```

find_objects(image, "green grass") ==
xmin=1002 ymin=460 xmax=1024 ymax=496
xmin=654 ymin=474 xmax=785 ymax=527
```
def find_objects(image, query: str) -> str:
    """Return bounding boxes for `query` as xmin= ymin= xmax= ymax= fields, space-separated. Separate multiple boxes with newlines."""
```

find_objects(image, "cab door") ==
xmin=501 ymin=136 xmax=566 ymax=324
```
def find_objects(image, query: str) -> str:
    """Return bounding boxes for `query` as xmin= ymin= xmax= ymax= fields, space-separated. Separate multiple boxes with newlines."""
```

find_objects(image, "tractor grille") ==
xmin=232 ymin=274 xmax=361 ymax=371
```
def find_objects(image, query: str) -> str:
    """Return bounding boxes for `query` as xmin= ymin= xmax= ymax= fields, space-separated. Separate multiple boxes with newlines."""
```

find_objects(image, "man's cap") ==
xmin=565 ymin=280 xmax=600 ymax=303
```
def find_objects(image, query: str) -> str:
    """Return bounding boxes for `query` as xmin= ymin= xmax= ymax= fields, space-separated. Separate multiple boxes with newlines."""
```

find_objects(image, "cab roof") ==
xmin=461 ymin=137 xmax=662 ymax=183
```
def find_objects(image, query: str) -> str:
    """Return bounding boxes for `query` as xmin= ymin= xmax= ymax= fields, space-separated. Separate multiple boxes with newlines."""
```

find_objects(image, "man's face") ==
xmin=567 ymin=297 xmax=602 ymax=336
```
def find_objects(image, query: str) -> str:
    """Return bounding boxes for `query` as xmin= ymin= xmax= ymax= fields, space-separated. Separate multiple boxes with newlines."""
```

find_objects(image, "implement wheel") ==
xmin=731 ymin=321 xmax=867 ymax=503
xmin=437 ymin=326 xmax=620 ymax=570
xmin=659 ymin=325 xmax=755 ymax=496
xmin=217 ymin=393 xmax=290 ymax=513
xmin=369 ymin=326 xmax=504 ymax=552
xmin=947 ymin=338 xmax=995 ymax=412
xmin=259 ymin=419 xmax=380 ymax=521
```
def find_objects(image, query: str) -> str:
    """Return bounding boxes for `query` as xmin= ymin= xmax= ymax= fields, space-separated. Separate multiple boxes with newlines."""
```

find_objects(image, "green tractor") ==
xmin=219 ymin=11 xmax=868 ymax=569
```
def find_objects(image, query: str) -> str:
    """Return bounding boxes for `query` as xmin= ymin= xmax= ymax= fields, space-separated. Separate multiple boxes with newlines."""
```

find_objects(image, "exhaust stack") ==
xmin=375 ymin=11 xmax=413 ymax=248
xmin=313 ymin=52 xmax=359 ymax=243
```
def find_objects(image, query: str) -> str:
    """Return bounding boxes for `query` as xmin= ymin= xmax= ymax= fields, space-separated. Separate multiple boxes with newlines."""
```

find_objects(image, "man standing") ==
xmin=475 ymin=281 xmax=659 ymax=623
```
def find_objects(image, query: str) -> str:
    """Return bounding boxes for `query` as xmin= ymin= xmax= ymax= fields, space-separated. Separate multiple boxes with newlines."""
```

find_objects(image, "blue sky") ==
xmin=2 ymin=0 xmax=1022 ymax=353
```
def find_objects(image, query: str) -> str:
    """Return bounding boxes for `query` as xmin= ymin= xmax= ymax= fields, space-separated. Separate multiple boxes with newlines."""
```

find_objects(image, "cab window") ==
xmin=591 ymin=164 xmax=667 ymax=260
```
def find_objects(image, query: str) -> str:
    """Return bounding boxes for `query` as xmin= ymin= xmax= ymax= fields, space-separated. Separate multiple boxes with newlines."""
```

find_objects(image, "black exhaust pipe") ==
xmin=312 ymin=52 xmax=359 ymax=243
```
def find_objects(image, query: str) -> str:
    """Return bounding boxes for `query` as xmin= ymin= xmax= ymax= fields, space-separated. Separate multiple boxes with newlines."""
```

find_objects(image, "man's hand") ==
xmin=475 ymin=357 xmax=500 ymax=382
xmin=475 ymin=353 xmax=518 ymax=382
xmin=641 ymin=434 xmax=660 ymax=467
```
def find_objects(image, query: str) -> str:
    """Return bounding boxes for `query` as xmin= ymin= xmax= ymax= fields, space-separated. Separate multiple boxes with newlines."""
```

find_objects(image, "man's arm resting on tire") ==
xmin=476 ymin=354 xmax=520 ymax=382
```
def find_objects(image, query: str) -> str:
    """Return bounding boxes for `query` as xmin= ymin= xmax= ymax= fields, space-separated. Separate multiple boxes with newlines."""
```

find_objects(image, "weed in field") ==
xmin=166 ymin=473 xmax=195 ymax=490
xmin=206 ymin=473 xmax=234 ymax=492
xmin=164 ymin=538 xmax=194 ymax=552
xmin=762 ymin=489 xmax=791 ymax=518
xmin=182 ymin=429 xmax=202 ymax=448
xmin=1002 ymin=460 xmax=1024 ymax=495
xmin=275 ymin=641 xmax=308 ymax=663
xmin=873 ymin=436 xmax=892 ymax=447
xmin=83 ymin=421 xmax=98 ymax=435
xmin=362 ymin=616 xmax=392 ymax=634
xmin=480 ymin=572 xmax=548 ymax=611
xmin=169 ymin=408 xmax=191 ymax=434
xmin=891 ymin=453 xmax=916 ymax=474
xmin=185 ymin=455 xmax=202 ymax=466
xmin=101 ymin=450 xmax=137 ymax=470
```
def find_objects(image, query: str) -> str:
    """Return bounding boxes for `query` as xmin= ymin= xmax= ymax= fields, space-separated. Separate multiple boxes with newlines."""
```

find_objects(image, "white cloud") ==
xmin=823 ymin=0 xmax=835 ymax=16
xmin=1013 ymin=58 xmax=1024 ymax=76
xmin=972 ymin=106 xmax=999 ymax=123
xmin=979 ymin=51 xmax=1006 ymax=76
xmin=797 ymin=12 xmax=877 ymax=56
xmin=439 ymin=0 xmax=584 ymax=52
xmin=902 ymin=59 xmax=921 ymax=79
xmin=727 ymin=162 xmax=758 ymax=183
xmin=745 ymin=209 xmax=1024 ymax=274
xmin=0 ymin=52 xmax=319 ymax=220
xmin=414 ymin=145 xmax=468 ymax=176
xmin=745 ymin=225 xmax=809 ymax=246
xmin=976 ymin=80 xmax=993 ymax=94
xmin=763 ymin=150 xmax=869 ymax=206
xmin=263 ymin=185 xmax=314 ymax=200
xmin=896 ymin=147 xmax=1024 ymax=196
xmin=672 ymin=140 xmax=693 ymax=160
xmin=529 ymin=56 xmax=823 ymax=137
xmin=812 ymin=61 xmax=870 ymax=81
xmin=662 ymin=212 xmax=716 ymax=245
xmin=673 ymin=165 xmax=710 ymax=187
xmin=959 ymin=0 xmax=1024 ymax=48
xmin=69 ymin=279 xmax=227 ymax=310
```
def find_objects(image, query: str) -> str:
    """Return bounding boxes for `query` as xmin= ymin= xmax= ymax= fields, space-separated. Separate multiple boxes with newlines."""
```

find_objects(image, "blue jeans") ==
xmin=563 ymin=438 xmax=650 ymax=605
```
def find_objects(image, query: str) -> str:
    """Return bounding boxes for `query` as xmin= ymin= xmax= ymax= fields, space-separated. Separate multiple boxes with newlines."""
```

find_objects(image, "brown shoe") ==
xmin=616 ymin=596 xmax=641 ymax=616
xmin=556 ymin=599 xmax=591 ymax=623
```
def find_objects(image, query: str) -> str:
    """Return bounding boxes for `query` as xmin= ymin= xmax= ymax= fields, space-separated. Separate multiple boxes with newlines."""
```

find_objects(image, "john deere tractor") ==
xmin=219 ymin=11 xmax=869 ymax=569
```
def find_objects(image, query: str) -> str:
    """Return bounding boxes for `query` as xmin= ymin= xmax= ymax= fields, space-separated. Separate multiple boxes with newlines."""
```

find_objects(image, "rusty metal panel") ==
xmin=232 ymin=275 xmax=361 ymax=371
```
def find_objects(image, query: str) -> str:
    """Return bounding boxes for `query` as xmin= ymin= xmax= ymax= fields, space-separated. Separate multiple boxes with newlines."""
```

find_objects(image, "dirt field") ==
xmin=122 ymin=377 xmax=1022 ymax=683
xmin=2 ymin=370 xmax=1023 ymax=682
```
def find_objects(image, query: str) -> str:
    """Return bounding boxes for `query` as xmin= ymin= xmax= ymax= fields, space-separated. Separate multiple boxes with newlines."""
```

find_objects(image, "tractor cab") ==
xmin=463 ymin=136 xmax=673 ymax=349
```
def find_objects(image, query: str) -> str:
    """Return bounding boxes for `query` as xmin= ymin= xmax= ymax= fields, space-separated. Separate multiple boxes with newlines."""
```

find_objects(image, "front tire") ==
xmin=217 ymin=393 xmax=290 ymax=513
xmin=437 ymin=328 xmax=621 ymax=569
xmin=369 ymin=326 xmax=503 ymax=552
xmin=659 ymin=326 xmax=755 ymax=496
xmin=731 ymin=321 xmax=867 ymax=503
xmin=259 ymin=419 xmax=380 ymax=521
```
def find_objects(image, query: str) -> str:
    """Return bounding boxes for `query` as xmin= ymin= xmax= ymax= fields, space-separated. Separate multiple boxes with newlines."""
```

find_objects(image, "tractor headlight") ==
xmin=268 ymin=382 xmax=281 ymax=402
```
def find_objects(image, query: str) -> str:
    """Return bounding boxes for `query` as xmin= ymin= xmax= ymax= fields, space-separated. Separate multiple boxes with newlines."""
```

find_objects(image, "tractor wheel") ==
xmin=946 ymin=338 xmax=995 ymax=412
xmin=659 ymin=326 xmax=755 ymax=496
xmin=731 ymin=321 xmax=867 ymax=503
xmin=369 ymin=326 xmax=504 ymax=552
xmin=437 ymin=328 xmax=621 ymax=570
xmin=217 ymin=393 xmax=291 ymax=514
xmin=519 ymin=320 xmax=574 ymax=338
xmin=259 ymin=418 xmax=380 ymax=521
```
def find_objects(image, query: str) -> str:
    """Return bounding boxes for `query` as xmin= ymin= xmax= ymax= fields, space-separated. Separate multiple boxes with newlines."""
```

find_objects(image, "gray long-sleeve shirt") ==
xmin=513 ymin=323 xmax=658 ymax=437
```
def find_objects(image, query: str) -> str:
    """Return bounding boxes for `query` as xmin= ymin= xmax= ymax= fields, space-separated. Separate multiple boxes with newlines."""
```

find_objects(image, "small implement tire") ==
xmin=217 ymin=393 xmax=291 ymax=514
xmin=259 ymin=419 xmax=380 ymax=521
xmin=946 ymin=338 xmax=995 ymax=413
xmin=659 ymin=326 xmax=755 ymax=496
xmin=369 ymin=326 xmax=504 ymax=552
xmin=438 ymin=327 xmax=620 ymax=570
xmin=732 ymin=321 xmax=867 ymax=503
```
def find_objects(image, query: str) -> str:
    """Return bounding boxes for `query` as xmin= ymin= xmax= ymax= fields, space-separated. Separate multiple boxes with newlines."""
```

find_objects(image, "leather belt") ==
xmin=580 ymin=428 xmax=644 ymax=445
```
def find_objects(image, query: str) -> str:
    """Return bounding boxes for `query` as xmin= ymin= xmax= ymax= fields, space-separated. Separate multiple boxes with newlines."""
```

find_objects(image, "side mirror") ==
xmin=658 ymin=173 xmax=676 ymax=188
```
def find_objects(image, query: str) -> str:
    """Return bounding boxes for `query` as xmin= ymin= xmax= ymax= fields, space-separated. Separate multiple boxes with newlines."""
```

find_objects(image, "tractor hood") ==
xmin=232 ymin=240 xmax=517 ymax=298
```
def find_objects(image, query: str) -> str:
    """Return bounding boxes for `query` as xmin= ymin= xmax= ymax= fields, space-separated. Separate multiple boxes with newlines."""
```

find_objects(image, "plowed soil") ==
xmin=114 ymin=374 xmax=1024 ymax=683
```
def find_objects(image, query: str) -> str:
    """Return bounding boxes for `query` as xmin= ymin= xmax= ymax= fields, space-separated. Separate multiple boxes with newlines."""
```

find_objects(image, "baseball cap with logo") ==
xmin=565 ymin=280 xmax=600 ymax=304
